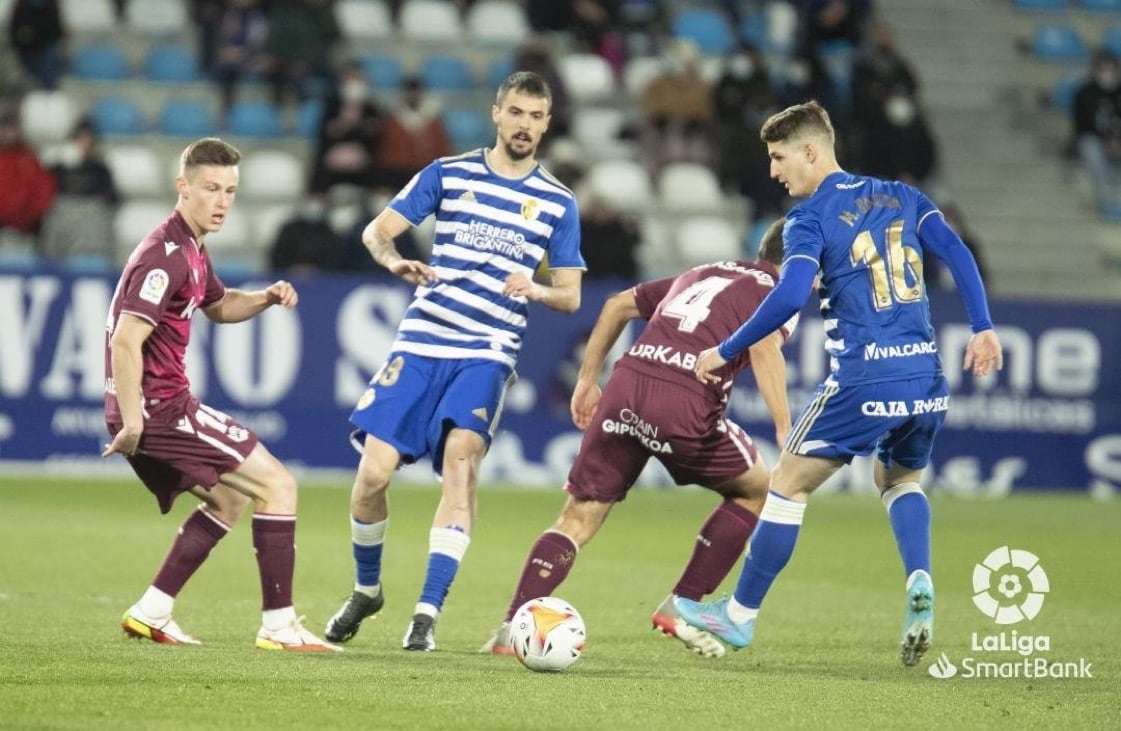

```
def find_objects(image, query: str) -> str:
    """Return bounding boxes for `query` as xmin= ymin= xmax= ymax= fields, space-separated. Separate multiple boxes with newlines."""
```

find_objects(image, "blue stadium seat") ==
xmin=359 ymin=53 xmax=404 ymax=91
xmin=296 ymin=98 xmax=324 ymax=139
xmin=484 ymin=55 xmax=515 ymax=90
xmin=421 ymin=55 xmax=475 ymax=91
xmin=225 ymin=101 xmax=283 ymax=138
xmin=672 ymin=8 xmax=735 ymax=55
xmin=443 ymin=108 xmax=491 ymax=150
xmin=143 ymin=45 xmax=200 ymax=82
xmin=158 ymin=99 xmax=218 ymax=137
xmin=1103 ymin=26 xmax=1121 ymax=55
xmin=89 ymin=97 xmax=145 ymax=136
xmin=1031 ymin=24 xmax=1089 ymax=62
xmin=1012 ymin=0 xmax=1068 ymax=9
xmin=1051 ymin=74 xmax=1082 ymax=112
xmin=71 ymin=44 xmax=131 ymax=81
xmin=1083 ymin=0 xmax=1121 ymax=11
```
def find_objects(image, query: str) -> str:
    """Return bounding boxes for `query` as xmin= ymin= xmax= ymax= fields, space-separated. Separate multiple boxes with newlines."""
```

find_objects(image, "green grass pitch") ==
xmin=1 ymin=477 xmax=1118 ymax=729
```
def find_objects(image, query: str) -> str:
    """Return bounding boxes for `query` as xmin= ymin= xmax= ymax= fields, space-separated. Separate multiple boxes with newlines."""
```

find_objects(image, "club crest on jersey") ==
xmin=356 ymin=388 xmax=375 ymax=410
xmin=459 ymin=189 xmax=476 ymax=202
xmin=521 ymin=198 xmax=539 ymax=221
xmin=139 ymin=268 xmax=169 ymax=304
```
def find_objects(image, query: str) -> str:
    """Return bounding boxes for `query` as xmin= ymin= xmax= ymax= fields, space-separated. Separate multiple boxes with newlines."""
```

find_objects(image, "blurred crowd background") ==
xmin=2 ymin=0 xmax=1120 ymax=299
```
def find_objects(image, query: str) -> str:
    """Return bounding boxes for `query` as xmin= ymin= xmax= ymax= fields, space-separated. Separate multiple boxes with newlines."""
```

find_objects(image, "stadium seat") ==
xmin=623 ymin=56 xmax=662 ymax=98
xmin=584 ymin=159 xmax=654 ymax=213
xmin=158 ymin=99 xmax=218 ymax=137
xmin=19 ymin=89 xmax=80 ymax=146
xmin=114 ymin=200 xmax=170 ymax=258
xmin=240 ymin=150 xmax=305 ymax=201
xmin=399 ymin=0 xmax=463 ymax=41
xmin=672 ymin=8 xmax=736 ymax=55
xmin=203 ymin=208 xmax=253 ymax=254
xmin=421 ymin=55 xmax=475 ymax=91
xmin=0 ymin=242 xmax=45 ymax=272
xmin=1083 ymin=0 xmax=1121 ymax=11
xmin=558 ymin=54 xmax=616 ymax=103
xmin=443 ymin=108 xmax=492 ymax=150
xmin=1031 ymin=24 xmax=1089 ymax=62
xmin=59 ymin=0 xmax=116 ymax=34
xmin=296 ymin=98 xmax=324 ymax=139
xmin=484 ymin=56 xmax=515 ymax=90
xmin=126 ymin=0 xmax=189 ymax=36
xmin=104 ymin=145 xmax=165 ymax=198
xmin=359 ymin=53 xmax=404 ymax=91
xmin=1104 ymin=26 xmax=1121 ymax=55
xmin=1050 ymin=74 xmax=1083 ymax=113
xmin=143 ymin=46 xmax=201 ymax=83
xmin=225 ymin=101 xmax=283 ymax=139
xmin=335 ymin=0 xmax=394 ymax=41
xmin=71 ymin=44 xmax=131 ymax=81
xmin=570 ymin=106 xmax=628 ymax=156
xmin=89 ymin=97 xmax=145 ymax=137
xmin=250 ymin=203 xmax=298 ymax=256
xmin=657 ymin=163 xmax=725 ymax=212
xmin=675 ymin=216 xmax=740 ymax=267
xmin=1011 ymin=0 xmax=1068 ymax=9
xmin=465 ymin=1 xmax=529 ymax=45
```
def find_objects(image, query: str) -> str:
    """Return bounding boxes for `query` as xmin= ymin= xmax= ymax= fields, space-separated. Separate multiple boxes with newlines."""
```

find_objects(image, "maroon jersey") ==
xmin=621 ymin=260 xmax=796 ymax=401
xmin=104 ymin=211 xmax=225 ymax=423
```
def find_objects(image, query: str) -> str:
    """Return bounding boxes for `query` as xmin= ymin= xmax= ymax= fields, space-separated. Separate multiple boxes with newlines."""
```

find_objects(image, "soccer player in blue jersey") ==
xmin=674 ymin=101 xmax=1003 ymax=667
xmin=324 ymin=71 xmax=585 ymax=651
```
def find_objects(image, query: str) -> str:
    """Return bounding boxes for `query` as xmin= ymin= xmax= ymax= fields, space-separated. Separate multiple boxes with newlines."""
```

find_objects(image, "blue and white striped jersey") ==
xmin=387 ymin=148 xmax=584 ymax=368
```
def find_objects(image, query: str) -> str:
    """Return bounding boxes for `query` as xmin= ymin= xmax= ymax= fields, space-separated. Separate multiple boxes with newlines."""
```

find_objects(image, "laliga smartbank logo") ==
xmin=928 ymin=546 xmax=1092 ymax=680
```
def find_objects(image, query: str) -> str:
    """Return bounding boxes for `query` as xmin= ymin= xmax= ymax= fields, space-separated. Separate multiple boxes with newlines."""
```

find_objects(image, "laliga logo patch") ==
xmin=971 ymin=546 xmax=1049 ymax=625
xmin=139 ymin=268 xmax=169 ymax=305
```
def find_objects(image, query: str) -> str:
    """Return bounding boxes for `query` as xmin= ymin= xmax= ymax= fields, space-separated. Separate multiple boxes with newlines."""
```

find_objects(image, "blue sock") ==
xmin=735 ymin=491 xmax=806 ymax=609
xmin=882 ymin=483 xmax=931 ymax=577
xmin=351 ymin=517 xmax=386 ymax=589
xmin=417 ymin=526 xmax=470 ymax=612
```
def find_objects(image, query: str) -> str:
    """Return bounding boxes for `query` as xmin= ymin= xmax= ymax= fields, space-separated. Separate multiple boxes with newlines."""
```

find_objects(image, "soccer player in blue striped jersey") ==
xmin=674 ymin=101 xmax=1003 ymax=667
xmin=325 ymin=71 xmax=585 ymax=651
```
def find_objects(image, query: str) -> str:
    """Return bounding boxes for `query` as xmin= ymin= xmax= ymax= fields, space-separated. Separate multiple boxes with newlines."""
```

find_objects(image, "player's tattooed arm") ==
xmin=362 ymin=208 xmax=437 ymax=285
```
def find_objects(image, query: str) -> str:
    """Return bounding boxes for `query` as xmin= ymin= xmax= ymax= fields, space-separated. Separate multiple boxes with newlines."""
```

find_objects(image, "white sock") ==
xmin=262 ymin=606 xmax=298 ymax=631
xmin=137 ymin=586 xmax=174 ymax=619
xmin=414 ymin=602 xmax=440 ymax=619
xmin=726 ymin=597 xmax=759 ymax=624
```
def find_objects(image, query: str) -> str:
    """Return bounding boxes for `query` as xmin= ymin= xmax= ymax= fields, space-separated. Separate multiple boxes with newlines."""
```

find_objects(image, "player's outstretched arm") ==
xmin=570 ymin=288 xmax=639 ymax=429
xmin=748 ymin=331 xmax=792 ymax=448
xmin=202 ymin=281 xmax=298 ymax=323
xmin=504 ymin=268 xmax=582 ymax=313
xmin=363 ymin=208 xmax=437 ymax=286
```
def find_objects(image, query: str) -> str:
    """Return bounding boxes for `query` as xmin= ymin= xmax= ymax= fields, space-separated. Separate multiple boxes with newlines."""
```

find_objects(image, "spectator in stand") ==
xmin=269 ymin=193 xmax=347 ymax=273
xmin=264 ymin=0 xmax=340 ymax=108
xmin=1072 ymin=50 xmax=1121 ymax=214
xmin=8 ymin=0 xmax=65 ymax=90
xmin=640 ymin=39 xmax=714 ymax=177
xmin=340 ymin=194 xmax=425 ymax=272
xmin=514 ymin=37 xmax=572 ymax=143
xmin=712 ymin=45 xmax=784 ymax=217
xmin=0 ymin=103 xmax=56 ymax=236
xmin=378 ymin=77 xmax=453 ymax=191
xmin=40 ymin=118 xmax=120 ymax=261
xmin=310 ymin=60 xmax=385 ymax=195
xmin=578 ymin=192 xmax=640 ymax=281
xmin=798 ymin=0 xmax=873 ymax=49
xmin=210 ymin=0 xmax=270 ymax=114
xmin=524 ymin=0 xmax=626 ymax=73
xmin=850 ymin=19 xmax=918 ymax=162
xmin=855 ymin=89 xmax=938 ymax=189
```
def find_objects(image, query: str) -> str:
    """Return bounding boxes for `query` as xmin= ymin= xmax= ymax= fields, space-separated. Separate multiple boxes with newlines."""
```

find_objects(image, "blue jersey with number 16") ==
xmin=783 ymin=171 xmax=942 ymax=386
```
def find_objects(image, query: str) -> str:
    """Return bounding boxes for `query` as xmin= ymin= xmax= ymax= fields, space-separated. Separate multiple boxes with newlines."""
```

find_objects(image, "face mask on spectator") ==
xmin=1095 ymin=68 xmax=1119 ymax=91
xmin=884 ymin=94 xmax=916 ymax=126
xmin=301 ymin=200 xmax=326 ymax=221
xmin=341 ymin=80 xmax=368 ymax=103
xmin=785 ymin=62 xmax=810 ymax=87
xmin=729 ymin=55 xmax=754 ymax=79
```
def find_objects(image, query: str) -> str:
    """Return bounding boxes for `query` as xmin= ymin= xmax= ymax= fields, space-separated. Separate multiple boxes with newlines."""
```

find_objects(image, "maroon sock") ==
xmin=252 ymin=514 xmax=296 ymax=611
xmin=504 ymin=531 xmax=579 ymax=621
xmin=673 ymin=500 xmax=759 ymax=601
xmin=152 ymin=507 xmax=230 ymax=597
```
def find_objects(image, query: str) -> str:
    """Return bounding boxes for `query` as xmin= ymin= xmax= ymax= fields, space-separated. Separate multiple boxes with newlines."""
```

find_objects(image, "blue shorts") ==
xmin=786 ymin=376 xmax=949 ymax=469
xmin=350 ymin=352 xmax=516 ymax=473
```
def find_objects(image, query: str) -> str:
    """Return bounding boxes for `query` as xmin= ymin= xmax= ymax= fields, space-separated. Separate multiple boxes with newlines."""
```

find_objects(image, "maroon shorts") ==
xmin=108 ymin=392 xmax=259 ymax=514
xmin=566 ymin=366 xmax=759 ymax=503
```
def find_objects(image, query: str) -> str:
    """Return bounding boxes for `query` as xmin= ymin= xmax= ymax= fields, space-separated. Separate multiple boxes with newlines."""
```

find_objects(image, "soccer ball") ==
xmin=510 ymin=596 xmax=586 ymax=672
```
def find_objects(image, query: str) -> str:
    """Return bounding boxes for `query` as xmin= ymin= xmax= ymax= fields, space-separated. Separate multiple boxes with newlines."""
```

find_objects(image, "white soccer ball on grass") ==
xmin=510 ymin=596 xmax=586 ymax=672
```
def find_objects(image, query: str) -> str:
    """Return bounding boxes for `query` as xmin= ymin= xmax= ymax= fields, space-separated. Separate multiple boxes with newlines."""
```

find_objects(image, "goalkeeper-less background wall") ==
xmin=1 ymin=269 xmax=1118 ymax=495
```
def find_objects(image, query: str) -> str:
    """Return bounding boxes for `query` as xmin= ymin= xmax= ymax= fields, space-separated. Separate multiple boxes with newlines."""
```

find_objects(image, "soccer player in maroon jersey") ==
xmin=104 ymin=137 xmax=339 ymax=652
xmin=482 ymin=219 xmax=796 ymax=659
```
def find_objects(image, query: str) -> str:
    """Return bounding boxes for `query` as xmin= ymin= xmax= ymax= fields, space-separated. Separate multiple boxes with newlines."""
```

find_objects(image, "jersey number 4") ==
xmin=850 ymin=219 xmax=923 ymax=311
xmin=660 ymin=276 xmax=736 ymax=332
